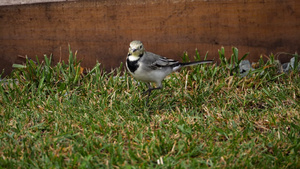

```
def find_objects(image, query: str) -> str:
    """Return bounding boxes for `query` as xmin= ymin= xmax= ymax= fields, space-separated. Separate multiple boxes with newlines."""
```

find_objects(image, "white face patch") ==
xmin=128 ymin=55 xmax=140 ymax=61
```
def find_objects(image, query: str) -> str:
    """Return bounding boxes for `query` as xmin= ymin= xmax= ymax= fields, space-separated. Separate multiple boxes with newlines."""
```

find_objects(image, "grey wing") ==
xmin=145 ymin=52 xmax=180 ymax=69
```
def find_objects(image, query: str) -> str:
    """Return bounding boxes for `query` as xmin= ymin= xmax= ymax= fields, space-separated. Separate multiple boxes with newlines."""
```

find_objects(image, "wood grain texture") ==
xmin=0 ymin=0 xmax=299 ymax=76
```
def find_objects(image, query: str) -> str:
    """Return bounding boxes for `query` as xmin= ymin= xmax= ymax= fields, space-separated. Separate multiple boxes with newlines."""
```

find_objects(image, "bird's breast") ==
xmin=126 ymin=57 xmax=139 ymax=73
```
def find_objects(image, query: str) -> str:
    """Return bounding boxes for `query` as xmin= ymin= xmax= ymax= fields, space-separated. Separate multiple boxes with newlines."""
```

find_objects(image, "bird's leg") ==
xmin=142 ymin=83 xmax=152 ymax=95
xmin=143 ymin=83 xmax=162 ymax=105
xmin=143 ymin=83 xmax=152 ymax=104
xmin=142 ymin=83 xmax=162 ymax=95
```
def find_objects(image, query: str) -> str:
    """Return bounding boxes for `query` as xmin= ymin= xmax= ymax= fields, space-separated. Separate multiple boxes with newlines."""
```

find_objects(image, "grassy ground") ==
xmin=0 ymin=48 xmax=299 ymax=168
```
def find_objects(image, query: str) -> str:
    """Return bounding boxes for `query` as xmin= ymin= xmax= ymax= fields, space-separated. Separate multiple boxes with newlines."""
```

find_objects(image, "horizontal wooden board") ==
xmin=0 ymin=0 xmax=299 ymax=76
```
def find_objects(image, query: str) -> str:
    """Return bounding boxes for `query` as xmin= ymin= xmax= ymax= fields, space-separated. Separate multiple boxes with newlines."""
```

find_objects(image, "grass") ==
xmin=0 ymin=47 xmax=299 ymax=168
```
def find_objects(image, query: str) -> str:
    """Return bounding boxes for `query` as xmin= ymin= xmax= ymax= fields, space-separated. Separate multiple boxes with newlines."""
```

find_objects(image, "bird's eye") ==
xmin=139 ymin=45 xmax=143 ymax=49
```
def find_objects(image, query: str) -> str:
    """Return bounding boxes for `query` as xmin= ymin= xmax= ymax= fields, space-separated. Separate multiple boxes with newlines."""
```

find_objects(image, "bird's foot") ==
xmin=142 ymin=89 xmax=152 ymax=95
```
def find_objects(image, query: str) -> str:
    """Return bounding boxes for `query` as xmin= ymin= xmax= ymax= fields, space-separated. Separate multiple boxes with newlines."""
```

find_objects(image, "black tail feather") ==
xmin=180 ymin=60 xmax=213 ymax=67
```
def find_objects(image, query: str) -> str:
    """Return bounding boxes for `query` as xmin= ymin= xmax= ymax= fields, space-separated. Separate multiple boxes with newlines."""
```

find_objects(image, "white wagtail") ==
xmin=126 ymin=40 xmax=213 ymax=102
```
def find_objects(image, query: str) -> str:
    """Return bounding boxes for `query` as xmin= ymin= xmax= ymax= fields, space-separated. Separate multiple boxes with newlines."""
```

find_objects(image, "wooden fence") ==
xmin=0 ymin=0 xmax=299 ymax=76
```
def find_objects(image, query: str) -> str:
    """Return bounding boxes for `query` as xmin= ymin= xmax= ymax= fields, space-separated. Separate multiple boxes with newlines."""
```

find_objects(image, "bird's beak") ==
xmin=132 ymin=49 xmax=137 ymax=52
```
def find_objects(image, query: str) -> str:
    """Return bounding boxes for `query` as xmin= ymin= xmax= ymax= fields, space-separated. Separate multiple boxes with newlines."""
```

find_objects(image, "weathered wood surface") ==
xmin=0 ymin=0 xmax=299 ymax=76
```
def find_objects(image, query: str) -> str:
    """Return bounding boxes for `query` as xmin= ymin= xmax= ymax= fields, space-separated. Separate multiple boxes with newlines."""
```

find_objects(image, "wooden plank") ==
xmin=0 ymin=0 xmax=299 ymax=76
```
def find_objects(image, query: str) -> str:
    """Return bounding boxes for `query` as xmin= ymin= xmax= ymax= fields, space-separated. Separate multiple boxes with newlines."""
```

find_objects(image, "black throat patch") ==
xmin=126 ymin=57 xmax=139 ymax=73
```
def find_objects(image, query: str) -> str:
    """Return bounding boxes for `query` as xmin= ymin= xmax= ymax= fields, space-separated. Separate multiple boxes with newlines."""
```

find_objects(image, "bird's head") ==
xmin=128 ymin=40 xmax=145 ymax=58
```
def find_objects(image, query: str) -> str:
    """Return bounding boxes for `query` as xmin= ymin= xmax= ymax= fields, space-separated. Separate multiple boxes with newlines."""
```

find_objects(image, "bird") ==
xmin=126 ymin=40 xmax=213 ymax=103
